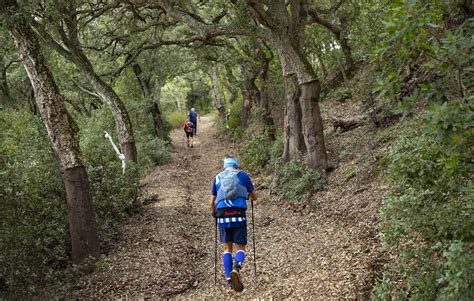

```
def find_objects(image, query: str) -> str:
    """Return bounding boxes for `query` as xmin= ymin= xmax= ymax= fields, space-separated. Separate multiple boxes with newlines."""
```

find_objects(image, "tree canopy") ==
xmin=0 ymin=0 xmax=472 ymax=299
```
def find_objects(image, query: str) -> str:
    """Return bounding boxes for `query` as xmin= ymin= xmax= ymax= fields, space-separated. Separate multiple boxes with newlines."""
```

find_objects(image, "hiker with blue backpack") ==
xmin=210 ymin=156 xmax=257 ymax=293
xmin=188 ymin=108 xmax=200 ymax=135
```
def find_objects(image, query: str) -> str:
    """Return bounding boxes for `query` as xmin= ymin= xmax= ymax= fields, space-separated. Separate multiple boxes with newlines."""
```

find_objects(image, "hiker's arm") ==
xmin=249 ymin=191 xmax=257 ymax=202
xmin=210 ymin=195 xmax=216 ymax=216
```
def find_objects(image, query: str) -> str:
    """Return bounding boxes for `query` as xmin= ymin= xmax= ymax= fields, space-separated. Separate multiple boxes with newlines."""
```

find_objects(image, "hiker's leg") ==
xmin=229 ymin=230 xmax=246 ymax=292
xmin=234 ymin=244 xmax=246 ymax=267
xmin=223 ymin=242 xmax=233 ymax=253
xmin=220 ymin=228 xmax=234 ymax=279
xmin=233 ymin=225 xmax=247 ymax=268
xmin=223 ymin=250 xmax=233 ymax=280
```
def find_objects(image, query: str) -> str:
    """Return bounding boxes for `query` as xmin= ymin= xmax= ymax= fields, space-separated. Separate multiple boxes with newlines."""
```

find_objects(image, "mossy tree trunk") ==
xmin=210 ymin=65 xmax=226 ymax=122
xmin=247 ymin=0 xmax=328 ymax=170
xmin=32 ymin=10 xmax=137 ymax=162
xmin=6 ymin=9 xmax=100 ymax=266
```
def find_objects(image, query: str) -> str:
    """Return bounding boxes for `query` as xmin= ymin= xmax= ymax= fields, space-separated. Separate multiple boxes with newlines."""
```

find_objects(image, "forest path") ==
xmin=71 ymin=115 xmax=373 ymax=299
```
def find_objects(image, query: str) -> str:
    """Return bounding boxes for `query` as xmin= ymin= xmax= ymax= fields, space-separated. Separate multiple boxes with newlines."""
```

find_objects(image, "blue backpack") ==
xmin=188 ymin=111 xmax=197 ymax=122
xmin=219 ymin=169 xmax=240 ymax=200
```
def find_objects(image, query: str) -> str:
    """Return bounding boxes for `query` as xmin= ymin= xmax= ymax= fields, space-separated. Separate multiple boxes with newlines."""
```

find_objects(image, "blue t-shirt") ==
xmin=188 ymin=111 xmax=198 ymax=123
xmin=211 ymin=170 xmax=254 ymax=228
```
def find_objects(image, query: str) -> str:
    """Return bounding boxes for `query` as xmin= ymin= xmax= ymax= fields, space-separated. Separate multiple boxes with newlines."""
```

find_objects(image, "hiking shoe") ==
xmin=226 ymin=280 xmax=234 ymax=294
xmin=233 ymin=262 xmax=242 ymax=273
xmin=230 ymin=268 xmax=244 ymax=292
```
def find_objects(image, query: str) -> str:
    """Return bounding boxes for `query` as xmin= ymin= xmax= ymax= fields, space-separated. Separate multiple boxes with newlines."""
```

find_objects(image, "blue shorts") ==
xmin=219 ymin=224 xmax=247 ymax=245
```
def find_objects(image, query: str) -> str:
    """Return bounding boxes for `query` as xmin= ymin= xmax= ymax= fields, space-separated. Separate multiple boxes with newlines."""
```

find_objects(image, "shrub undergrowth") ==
xmin=276 ymin=156 xmax=325 ymax=202
xmin=372 ymin=2 xmax=473 ymax=299
xmin=0 ymin=107 xmax=170 ymax=297
xmin=166 ymin=111 xmax=187 ymax=129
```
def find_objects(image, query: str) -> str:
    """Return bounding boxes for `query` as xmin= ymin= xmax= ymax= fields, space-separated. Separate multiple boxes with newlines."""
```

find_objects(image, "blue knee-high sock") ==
xmin=223 ymin=252 xmax=233 ymax=279
xmin=235 ymin=250 xmax=246 ymax=266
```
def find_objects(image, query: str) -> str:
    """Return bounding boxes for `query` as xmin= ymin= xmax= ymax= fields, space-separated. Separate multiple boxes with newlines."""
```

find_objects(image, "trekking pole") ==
xmin=251 ymin=197 xmax=257 ymax=278
xmin=214 ymin=217 xmax=218 ymax=285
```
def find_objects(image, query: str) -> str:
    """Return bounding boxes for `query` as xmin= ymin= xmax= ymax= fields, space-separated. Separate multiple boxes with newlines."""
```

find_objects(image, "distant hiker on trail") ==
xmin=210 ymin=156 xmax=257 ymax=293
xmin=187 ymin=108 xmax=200 ymax=135
xmin=183 ymin=118 xmax=195 ymax=148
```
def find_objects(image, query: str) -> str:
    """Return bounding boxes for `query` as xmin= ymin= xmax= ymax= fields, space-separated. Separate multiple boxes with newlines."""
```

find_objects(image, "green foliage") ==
xmin=374 ymin=121 xmax=473 ymax=300
xmin=239 ymin=131 xmax=270 ymax=172
xmin=227 ymin=96 xmax=243 ymax=129
xmin=186 ymin=80 xmax=215 ymax=114
xmin=166 ymin=111 xmax=187 ymax=129
xmin=161 ymin=76 xmax=191 ymax=112
xmin=137 ymin=136 xmax=171 ymax=169
xmin=239 ymin=129 xmax=282 ymax=172
xmin=0 ymin=109 xmax=68 ymax=295
xmin=78 ymin=109 xmax=139 ymax=247
xmin=276 ymin=157 xmax=325 ymax=202
xmin=269 ymin=135 xmax=284 ymax=166
xmin=0 ymin=106 xmax=167 ymax=296
xmin=373 ymin=3 xmax=473 ymax=298
xmin=328 ymin=86 xmax=351 ymax=102
xmin=224 ymin=95 xmax=244 ymax=139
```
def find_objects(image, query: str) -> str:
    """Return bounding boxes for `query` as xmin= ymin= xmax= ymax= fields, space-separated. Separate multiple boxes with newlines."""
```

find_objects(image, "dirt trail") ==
xmin=71 ymin=115 xmax=379 ymax=299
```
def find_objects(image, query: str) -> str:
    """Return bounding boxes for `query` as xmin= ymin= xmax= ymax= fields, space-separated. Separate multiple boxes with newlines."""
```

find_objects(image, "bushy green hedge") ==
xmin=372 ymin=2 xmax=473 ymax=299
xmin=239 ymin=131 xmax=271 ymax=172
xmin=0 ymin=109 xmax=69 ymax=295
xmin=276 ymin=157 xmax=325 ymax=202
xmin=239 ymin=130 xmax=283 ymax=173
xmin=137 ymin=136 xmax=171 ymax=169
xmin=0 ymin=107 xmax=170 ymax=297
xmin=166 ymin=111 xmax=187 ymax=129
xmin=216 ymin=95 xmax=244 ymax=140
xmin=226 ymin=96 xmax=243 ymax=129
xmin=78 ymin=109 xmax=141 ymax=248
xmin=240 ymin=132 xmax=323 ymax=202
xmin=374 ymin=117 xmax=473 ymax=300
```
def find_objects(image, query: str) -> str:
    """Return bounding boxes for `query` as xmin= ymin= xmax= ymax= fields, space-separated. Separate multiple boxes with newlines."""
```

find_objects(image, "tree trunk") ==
xmin=299 ymin=80 xmax=328 ymax=170
xmin=258 ymin=46 xmax=276 ymax=141
xmin=331 ymin=40 xmax=348 ymax=84
xmin=272 ymin=26 xmax=328 ymax=170
xmin=0 ymin=56 xmax=12 ymax=107
xmin=339 ymin=35 xmax=355 ymax=72
xmin=151 ymin=81 xmax=167 ymax=140
xmin=224 ymin=66 xmax=239 ymax=105
xmin=241 ymin=75 xmax=259 ymax=128
xmin=282 ymin=75 xmax=305 ymax=162
xmin=131 ymin=62 xmax=151 ymax=98
xmin=131 ymin=62 xmax=167 ymax=140
xmin=241 ymin=90 xmax=252 ymax=128
xmin=31 ymin=18 xmax=137 ymax=162
xmin=210 ymin=66 xmax=226 ymax=122
xmin=72 ymin=51 xmax=137 ymax=162
xmin=314 ymin=49 xmax=328 ymax=80
xmin=7 ymin=13 xmax=100 ymax=266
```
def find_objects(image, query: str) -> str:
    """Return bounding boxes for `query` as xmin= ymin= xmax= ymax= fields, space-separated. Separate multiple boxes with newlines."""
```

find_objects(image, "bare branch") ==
xmin=307 ymin=7 xmax=342 ymax=36
xmin=212 ymin=8 xmax=227 ymax=24
xmin=245 ymin=0 xmax=278 ymax=29
xmin=72 ymin=78 xmax=101 ymax=100
xmin=312 ymin=0 xmax=346 ymax=15
xmin=30 ymin=19 xmax=74 ymax=61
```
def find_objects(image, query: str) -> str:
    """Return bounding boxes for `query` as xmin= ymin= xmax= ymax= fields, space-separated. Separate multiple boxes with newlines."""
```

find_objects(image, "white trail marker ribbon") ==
xmin=104 ymin=131 xmax=126 ymax=174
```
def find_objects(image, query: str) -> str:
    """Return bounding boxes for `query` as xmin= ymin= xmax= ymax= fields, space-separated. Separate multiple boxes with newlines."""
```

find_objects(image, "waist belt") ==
xmin=216 ymin=207 xmax=246 ymax=218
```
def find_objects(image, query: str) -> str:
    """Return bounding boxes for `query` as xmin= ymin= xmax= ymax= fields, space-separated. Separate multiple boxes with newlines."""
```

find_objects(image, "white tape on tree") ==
xmin=104 ymin=131 xmax=126 ymax=174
